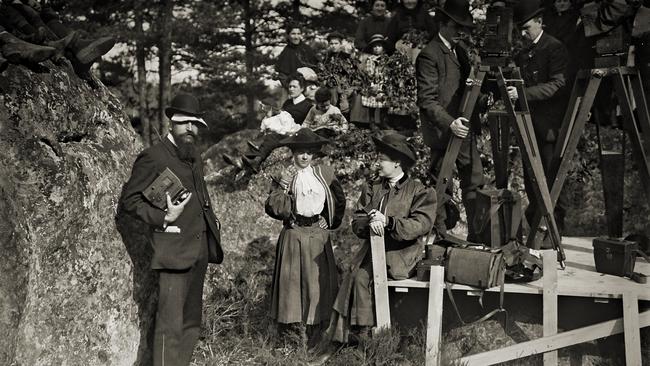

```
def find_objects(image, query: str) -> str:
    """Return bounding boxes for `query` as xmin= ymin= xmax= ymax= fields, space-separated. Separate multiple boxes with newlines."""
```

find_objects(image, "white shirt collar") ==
xmin=438 ymin=33 xmax=454 ymax=52
xmin=167 ymin=133 xmax=177 ymax=146
xmin=292 ymin=94 xmax=306 ymax=104
xmin=388 ymin=172 xmax=404 ymax=186
xmin=533 ymin=30 xmax=544 ymax=44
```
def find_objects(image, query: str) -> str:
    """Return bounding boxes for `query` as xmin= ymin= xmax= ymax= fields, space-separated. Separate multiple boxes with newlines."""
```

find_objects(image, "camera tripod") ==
xmin=435 ymin=64 xmax=567 ymax=267
xmin=527 ymin=61 xmax=650 ymax=240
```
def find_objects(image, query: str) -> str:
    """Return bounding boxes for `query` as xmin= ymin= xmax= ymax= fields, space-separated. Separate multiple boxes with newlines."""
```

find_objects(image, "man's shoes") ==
xmin=44 ymin=30 xmax=77 ymax=64
xmin=222 ymin=153 xmax=244 ymax=170
xmin=247 ymin=140 xmax=260 ymax=152
xmin=241 ymin=155 xmax=261 ymax=173
xmin=0 ymin=31 xmax=56 ymax=64
xmin=72 ymin=35 xmax=115 ymax=65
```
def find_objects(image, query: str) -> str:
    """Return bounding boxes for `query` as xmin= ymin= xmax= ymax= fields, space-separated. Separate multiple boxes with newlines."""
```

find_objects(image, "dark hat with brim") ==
xmin=436 ymin=0 xmax=476 ymax=28
xmin=365 ymin=34 xmax=387 ymax=53
xmin=280 ymin=128 xmax=331 ymax=149
xmin=372 ymin=130 xmax=416 ymax=165
xmin=513 ymin=0 xmax=544 ymax=25
xmin=165 ymin=93 xmax=204 ymax=119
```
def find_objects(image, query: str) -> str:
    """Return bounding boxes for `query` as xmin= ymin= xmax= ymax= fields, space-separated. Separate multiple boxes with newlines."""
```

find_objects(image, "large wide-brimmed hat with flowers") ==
xmin=372 ymin=130 xmax=416 ymax=165
xmin=280 ymin=128 xmax=330 ymax=149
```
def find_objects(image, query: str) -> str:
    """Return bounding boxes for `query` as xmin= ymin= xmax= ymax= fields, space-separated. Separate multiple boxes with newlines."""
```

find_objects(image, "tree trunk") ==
xmin=243 ymin=0 xmax=257 ymax=129
xmin=158 ymin=0 xmax=174 ymax=136
xmin=135 ymin=10 xmax=151 ymax=146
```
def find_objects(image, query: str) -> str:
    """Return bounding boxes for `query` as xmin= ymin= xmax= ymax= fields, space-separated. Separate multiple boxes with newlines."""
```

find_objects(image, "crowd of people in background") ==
xmin=223 ymin=0 xmax=650 ymax=363
xmin=116 ymin=1 xmax=650 ymax=366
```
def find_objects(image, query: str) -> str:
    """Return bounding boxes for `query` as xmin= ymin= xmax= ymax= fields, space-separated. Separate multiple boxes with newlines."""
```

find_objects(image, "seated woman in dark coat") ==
xmin=265 ymin=128 xmax=346 ymax=347
xmin=325 ymin=131 xmax=437 ymax=343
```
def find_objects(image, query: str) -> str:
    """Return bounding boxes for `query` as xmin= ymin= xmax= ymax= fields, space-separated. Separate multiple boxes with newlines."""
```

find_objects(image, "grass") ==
xmin=188 ymin=235 xmax=648 ymax=366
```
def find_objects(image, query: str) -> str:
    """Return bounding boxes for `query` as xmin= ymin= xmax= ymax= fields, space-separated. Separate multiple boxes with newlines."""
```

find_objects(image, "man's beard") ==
xmin=175 ymin=133 xmax=198 ymax=162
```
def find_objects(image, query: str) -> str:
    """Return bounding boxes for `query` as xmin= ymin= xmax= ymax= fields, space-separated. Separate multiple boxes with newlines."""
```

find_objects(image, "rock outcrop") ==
xmin=0 ymin=63 xmax=154 ymax=365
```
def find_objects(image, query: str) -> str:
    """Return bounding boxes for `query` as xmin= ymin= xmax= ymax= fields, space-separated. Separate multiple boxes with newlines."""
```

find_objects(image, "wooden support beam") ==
xmin=543 ymin=251 xmax=558 ymax=366
xmin=623 ymin=292 xmax=641 ymax=366
xmin=426 ymin=265 xmax=445 ymax=366
xmin=370 ymin=234 xmax=390 ymax=331
xmin=459 ymin=310 xmax=650 ymax=365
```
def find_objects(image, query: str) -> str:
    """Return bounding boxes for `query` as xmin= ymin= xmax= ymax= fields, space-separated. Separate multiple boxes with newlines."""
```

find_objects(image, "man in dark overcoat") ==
xmin=415 ymin=0 xmax=485 ymax=239
xmin=510 ymin=0 xmax=569 ymax=235
xmin=120 ymin=93 xmax=223 ymax=366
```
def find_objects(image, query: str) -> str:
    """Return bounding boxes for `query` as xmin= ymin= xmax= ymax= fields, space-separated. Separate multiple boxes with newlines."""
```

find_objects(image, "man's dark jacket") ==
xmin=515 ymin=32 xmax=568 ymax=143
xmin=120 ymin=137 xmax=223 ymax=270
xmin=416 ymin=36 xmax=471 ymax=150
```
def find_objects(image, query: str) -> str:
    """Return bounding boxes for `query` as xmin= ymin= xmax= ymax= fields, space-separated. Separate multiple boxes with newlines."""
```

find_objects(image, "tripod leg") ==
xmin=628 ymin=70 xmax=650 ymax=154
xmin=528 ymin=72 xmax=602 ymax=242
xmin=495 ymin=67 xmax=565 ymax=265
xmin=613 ymin=71 xmax=650 ymax=201
xmin=434 ymin=69 xmax=487 ymax=203
xmin=489 ymin=114 xmax=511 ymax=189
xmin=515 ymin=113 xmax=563 ymax=255
xmin=600 ymin=151 xmax=625 ymax=237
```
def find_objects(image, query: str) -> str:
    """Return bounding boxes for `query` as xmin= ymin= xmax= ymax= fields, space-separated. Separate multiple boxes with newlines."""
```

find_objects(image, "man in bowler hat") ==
xmin=120 ymin=93 xmax=223 ymax=366
xmin=509 ymin=0 xmax=569 ymax=237
xmin=415 ymin=0 xmax=485 ymax=239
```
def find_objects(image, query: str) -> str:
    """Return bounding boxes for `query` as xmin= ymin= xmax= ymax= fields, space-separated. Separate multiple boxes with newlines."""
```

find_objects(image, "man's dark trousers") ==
xmin=429 ymin=134 xmax=484 ymax=240
xmin=154 ymin=232 xmax=209 ymax=366
xmin=515 ymin=32 xmax=570 ymax=236
xmin=523 ymin=139 xmax=567 ymax=235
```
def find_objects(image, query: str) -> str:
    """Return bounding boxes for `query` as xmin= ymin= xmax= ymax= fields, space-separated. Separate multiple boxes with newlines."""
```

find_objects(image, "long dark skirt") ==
xmin=271 ymin=224 xmax=339 ymax=325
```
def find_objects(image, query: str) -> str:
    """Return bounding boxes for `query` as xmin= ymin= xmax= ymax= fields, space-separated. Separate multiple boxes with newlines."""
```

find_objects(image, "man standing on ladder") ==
xmin=416 ymin=0 xmax=484 ymax=240
xmin=509 ymin=0 xmax=569 ymax=243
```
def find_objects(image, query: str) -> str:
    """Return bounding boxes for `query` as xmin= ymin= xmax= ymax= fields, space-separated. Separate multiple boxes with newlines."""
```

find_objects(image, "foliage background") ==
xmin=36 ymin=0 xmax=650 ymax=364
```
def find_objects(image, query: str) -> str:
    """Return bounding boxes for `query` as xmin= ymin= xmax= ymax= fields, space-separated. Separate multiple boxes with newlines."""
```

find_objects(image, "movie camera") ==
xmin=480 ymin=3 xmax=515 ymax=66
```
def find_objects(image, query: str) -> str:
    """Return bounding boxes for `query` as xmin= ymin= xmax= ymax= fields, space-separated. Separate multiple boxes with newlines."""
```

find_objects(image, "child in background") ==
xmin=303 ymin=87 xmax=349 ymax=137
xmin=360 ymin=34 xmax=388 ymax=131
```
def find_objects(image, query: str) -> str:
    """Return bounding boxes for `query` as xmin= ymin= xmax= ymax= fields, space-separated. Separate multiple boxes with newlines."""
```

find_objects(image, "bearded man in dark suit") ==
xmin=510 ymin=0 xmax=569 ymax=235
xmin=120 ymin=93 xmax=223 ymax=366
xmin=416 ymin=0 xmax=485 ymax=240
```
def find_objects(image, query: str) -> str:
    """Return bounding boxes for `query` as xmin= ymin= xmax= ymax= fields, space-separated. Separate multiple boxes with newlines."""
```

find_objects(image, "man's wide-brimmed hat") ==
xmin=436 ymin=0 xmax=476 ymax=28
xmin=165 ymin=93 xmax=208 ymax=127
xmin=513 ymin=0 xmax=544 ymax=25
xmin=280 ymin=128 xmax=330 ymax=149
xmin=372 ymin=130 xmax=416 ymax=165
xmin=365 ymin=33 xmax=387 ymax=52
xmin=165 ymin=93 xmax=203 ymax=118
